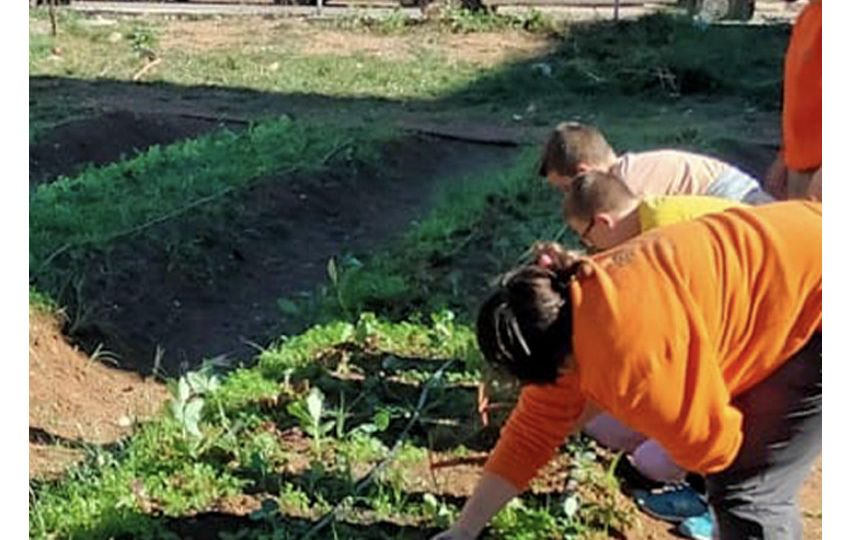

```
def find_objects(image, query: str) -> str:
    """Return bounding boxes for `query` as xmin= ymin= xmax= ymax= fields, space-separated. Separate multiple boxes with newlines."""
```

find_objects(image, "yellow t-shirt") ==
xmin=638 ymin=195 xmax=746 ymax=232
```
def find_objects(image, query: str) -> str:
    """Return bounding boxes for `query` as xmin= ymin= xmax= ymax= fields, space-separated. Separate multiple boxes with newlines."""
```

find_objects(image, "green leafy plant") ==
xmin=439 ymin=7 xmax=557 ymax=34
xmin=287 ymin=387 xmax=335 ymax=454
xmin=491 ymin=498 xmax=562 ymax=539
xmin=125 ymin=26 xmax=158 ymax=56
xmin=421 ymin=493 xmax=458 ymax=529
xmin=167 ymin=366 xmax=221 ymax=439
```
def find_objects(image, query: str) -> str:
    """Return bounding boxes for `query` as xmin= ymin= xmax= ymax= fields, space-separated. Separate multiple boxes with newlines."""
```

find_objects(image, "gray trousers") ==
xmin=706 ymin=333 xmax=822 ymax=539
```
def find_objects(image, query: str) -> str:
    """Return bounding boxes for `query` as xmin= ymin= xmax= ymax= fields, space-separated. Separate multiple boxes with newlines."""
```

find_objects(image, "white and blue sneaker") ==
xmin=677 ymin=510 xmax=715 ymax=540
xmin=631 ymin=483 xmax=709 ymax=522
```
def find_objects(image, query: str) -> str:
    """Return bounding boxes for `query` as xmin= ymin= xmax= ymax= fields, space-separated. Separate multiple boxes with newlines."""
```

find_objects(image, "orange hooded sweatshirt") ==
xmin=485 ymin=201 xmax=822 ymax=490
xmin=783 ymin=0 xmax=821 ymax=171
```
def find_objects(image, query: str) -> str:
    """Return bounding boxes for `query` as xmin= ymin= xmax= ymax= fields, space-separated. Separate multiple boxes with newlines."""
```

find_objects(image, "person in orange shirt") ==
xmin=433 ymin=201 xmax=822 ymax=540
xmin=765 ymin=0 xmax=821 ymax=201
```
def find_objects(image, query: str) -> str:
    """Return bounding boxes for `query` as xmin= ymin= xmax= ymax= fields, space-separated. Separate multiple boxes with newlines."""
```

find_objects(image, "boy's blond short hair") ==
xmin=563 ymin=170 xmax=637 ymax=222
xmin=538 ymin=122 xmax=617 ymax=178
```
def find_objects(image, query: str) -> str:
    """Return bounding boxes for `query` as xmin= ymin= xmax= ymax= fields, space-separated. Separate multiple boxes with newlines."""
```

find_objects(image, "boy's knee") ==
xmin=632 ymin=440 xmax=686 ymax=484
xmin=583 ymin=414 xmax=645 ymax=452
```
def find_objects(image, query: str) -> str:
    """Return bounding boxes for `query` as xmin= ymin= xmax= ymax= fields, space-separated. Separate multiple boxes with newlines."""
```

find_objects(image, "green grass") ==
xmin=28 ymin=12 xmax=485 ymax=101
xmin=30 ymin=313 xmax=631 ymax=539
xmin=29 ymin=287 xmax=60 ymax=315
xmin=450 ymin=12 xmax=787 ymax=111
xmin=165 ymin=49 xmax=482 ymax=101
xmin=328 ymin=7 xmax=562 ymax=35
xmin=29 ymin=118 xmax=392 ymax=301
xmin=29 ymin=315 xmax=473 ymax=538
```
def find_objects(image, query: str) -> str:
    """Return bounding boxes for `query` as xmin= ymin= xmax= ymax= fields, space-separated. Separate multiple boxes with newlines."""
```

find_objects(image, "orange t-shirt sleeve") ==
xmin=783 ymin=0 xmax=821 ymax=171
xmin=483 ymin=371 xmax=586 ymax=491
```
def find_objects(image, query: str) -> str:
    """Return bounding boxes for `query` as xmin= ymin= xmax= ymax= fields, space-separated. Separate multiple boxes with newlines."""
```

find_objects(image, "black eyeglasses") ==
xmin=578 ymin=219 xmax=596 ymax=248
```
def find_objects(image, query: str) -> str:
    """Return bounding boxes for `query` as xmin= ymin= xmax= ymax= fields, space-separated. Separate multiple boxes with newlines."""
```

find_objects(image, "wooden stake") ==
xmin=48 ymin=0 xmax=57 ymax=37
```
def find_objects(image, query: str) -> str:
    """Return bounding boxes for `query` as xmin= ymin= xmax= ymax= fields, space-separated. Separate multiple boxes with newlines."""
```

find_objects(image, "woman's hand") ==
xmin=532 ymin=241 xmax=594 ymax=278
xmin=433 ymin=472 xmax=520 ymax=540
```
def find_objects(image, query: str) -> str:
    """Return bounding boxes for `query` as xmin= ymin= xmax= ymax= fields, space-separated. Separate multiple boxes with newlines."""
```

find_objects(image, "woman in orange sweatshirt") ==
xmin=433 ymin=200 xmax=822 ymax=540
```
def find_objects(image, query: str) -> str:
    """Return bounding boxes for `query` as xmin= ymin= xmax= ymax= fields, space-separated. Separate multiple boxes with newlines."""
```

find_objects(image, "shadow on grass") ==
xmin=83 ymin=509 xmax=444 ymax=540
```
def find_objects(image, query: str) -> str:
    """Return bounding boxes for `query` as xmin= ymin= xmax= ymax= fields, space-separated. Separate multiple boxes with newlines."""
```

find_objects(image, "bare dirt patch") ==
xmin=30 ymin=110 xmax=237 ymax=187
xmin=159 ymin=17 xmax=285 ymax=52
xmin=300 ymin=26 xmax=554 ymax=67
xmin=157 ymin=16 xmax=554 ymax=67
xmin=29 ymin=307 xmax=168 ymax=479
xmin=439 ymin=31 xmax=555 ymax=67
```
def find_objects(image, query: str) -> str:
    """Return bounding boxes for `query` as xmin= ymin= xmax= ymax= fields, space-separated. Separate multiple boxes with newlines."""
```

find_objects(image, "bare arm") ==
xmin=430 ymin=472 xmax=520 ymax=540
xmin=764 ymin=151 xmax=788 ymax=200
xmin=431 ymin=401 xmax=600 ymax=539
xmin=807 ymin=166 xmax=822 ymax=202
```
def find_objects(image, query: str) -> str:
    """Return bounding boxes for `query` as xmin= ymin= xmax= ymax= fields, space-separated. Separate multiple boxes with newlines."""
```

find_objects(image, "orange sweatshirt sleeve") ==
xmin=483 ymin=371 xmax=586 ymax=490
xmin=783 ymin=0 xmax=821 ymax=171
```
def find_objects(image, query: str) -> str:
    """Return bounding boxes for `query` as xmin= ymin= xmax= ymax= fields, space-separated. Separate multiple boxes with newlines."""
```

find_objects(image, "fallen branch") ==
xmin=132 ymin=58 xmax=162 ymax=82
xmin=299 ymin=357 xmax=456 ymax=540
xmin=430 ymin=455 xmax=488 ymax=470
xmin=413 ymin=127 xmax=520 ymax=147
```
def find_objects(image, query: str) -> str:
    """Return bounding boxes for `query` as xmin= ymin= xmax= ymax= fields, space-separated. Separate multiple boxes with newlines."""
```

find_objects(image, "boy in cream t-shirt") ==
xmin=538 ymin=121 xmax=774 ymax=205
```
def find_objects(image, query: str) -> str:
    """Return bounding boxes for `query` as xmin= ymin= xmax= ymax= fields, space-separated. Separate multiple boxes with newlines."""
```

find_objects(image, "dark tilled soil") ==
xmin=30 ymin=110 xmax=238 ymax=187
xmin=52 ymin=133 xmax=519 ymax=376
